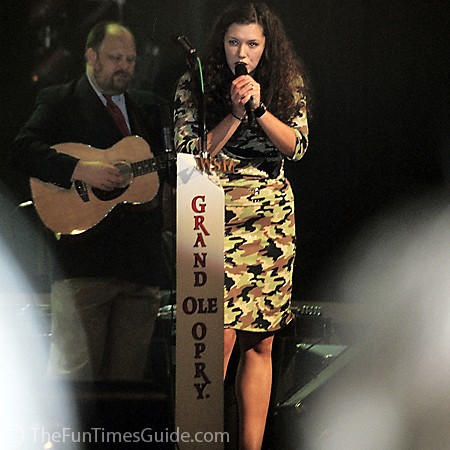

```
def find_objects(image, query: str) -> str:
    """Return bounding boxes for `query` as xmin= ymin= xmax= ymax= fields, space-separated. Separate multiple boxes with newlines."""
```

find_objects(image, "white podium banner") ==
xmin=176 ymin=153 xmax=225 ymax=449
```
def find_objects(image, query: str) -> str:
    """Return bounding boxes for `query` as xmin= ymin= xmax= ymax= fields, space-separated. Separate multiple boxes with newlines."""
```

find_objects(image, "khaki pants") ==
xmin=47 ymin=278 xmax=160 ymax=381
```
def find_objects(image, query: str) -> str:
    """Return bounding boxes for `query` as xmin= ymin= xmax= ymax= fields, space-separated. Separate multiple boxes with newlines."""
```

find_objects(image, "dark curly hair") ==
xmin=196 ymin=2 xmax=311 ymax=129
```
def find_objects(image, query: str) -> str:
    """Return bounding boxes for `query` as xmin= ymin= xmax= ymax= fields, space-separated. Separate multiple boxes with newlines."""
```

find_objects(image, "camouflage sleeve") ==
xmin=288 ymin=92 xmax=309 ymax=162
xmin=173 ymin=72 xmax=202 ymax=154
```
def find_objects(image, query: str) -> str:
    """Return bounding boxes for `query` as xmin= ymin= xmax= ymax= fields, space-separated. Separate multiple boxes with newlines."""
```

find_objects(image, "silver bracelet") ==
xmin=231 ymin=111 xmax=245 ymax=121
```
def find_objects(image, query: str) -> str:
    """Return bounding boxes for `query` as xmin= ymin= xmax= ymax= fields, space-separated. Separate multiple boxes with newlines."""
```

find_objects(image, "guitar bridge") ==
xmin=74 ymin=180 xmax=89 ymax=203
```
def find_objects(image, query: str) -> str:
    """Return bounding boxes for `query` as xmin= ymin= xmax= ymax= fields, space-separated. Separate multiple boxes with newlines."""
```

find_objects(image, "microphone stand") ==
xmin=196 ymin=56 xmax=208 ymax=159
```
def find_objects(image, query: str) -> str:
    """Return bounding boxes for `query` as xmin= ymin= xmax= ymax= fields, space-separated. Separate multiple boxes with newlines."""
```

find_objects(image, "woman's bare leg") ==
xmin=224 ymin=328 xmax=237 ymax=379
xmin=235 ymin=331 xmax=274 ymax=450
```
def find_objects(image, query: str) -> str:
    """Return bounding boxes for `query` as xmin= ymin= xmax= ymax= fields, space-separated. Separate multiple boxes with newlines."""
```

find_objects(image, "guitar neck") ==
xmin=131 ymin=153 xmax=171 ymax=177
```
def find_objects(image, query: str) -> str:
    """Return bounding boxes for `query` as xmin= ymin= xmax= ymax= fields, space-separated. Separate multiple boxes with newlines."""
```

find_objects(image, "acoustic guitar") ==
xmin=30 ymin=135 xmax=174 ymax=235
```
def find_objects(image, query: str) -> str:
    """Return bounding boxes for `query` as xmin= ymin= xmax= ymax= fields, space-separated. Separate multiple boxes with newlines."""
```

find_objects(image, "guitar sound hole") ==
xmin=92 ymin=186 xmax=129 ymax=201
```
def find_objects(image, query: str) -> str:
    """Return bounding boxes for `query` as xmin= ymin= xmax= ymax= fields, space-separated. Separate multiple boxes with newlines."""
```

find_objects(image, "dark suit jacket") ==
xmin=11 ymin=74 xmax=169 ymax=286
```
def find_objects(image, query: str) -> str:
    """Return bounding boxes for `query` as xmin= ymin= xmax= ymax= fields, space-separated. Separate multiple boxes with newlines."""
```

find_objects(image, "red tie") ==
xmin=104 ymin=95 xmax=130 ymax=136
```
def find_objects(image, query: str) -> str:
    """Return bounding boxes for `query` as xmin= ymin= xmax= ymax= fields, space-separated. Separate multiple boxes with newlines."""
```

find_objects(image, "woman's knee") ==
xmin=240 ymin=332 xmax=274 ymax=355
xmin=224 ymin=328 xmax=237 ymax=354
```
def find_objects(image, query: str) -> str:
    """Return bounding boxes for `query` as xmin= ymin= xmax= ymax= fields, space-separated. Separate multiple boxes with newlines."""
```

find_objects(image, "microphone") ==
xmin=234 ymin=62 xmax=255 ymax=123
xmin=173 ymin=35 xmax=196 ymax=56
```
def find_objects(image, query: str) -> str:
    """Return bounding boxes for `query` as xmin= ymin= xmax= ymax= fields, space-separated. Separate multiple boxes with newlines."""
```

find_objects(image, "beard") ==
xmin=111 ymin=70 xmax=132 ymax=89
xmin=94 ymin=67 xmax=134 ymax=95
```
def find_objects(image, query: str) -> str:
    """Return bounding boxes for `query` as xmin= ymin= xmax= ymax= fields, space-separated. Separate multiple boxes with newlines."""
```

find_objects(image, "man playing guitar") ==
xmin=11 ymin=21 xmax=172 ymax=381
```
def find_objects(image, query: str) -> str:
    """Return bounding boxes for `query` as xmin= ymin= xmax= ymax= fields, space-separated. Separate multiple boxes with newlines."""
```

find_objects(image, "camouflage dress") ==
xmin=174 ymin=72 xmax=309 ymax=332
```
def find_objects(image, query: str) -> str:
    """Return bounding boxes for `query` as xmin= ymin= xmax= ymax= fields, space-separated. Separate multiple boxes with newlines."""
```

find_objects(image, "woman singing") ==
xmin=174 ymin=2 xmax=311 ymax=448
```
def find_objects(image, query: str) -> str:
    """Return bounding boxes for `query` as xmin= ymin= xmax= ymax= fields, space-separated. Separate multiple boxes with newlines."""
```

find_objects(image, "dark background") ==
xmin=2 ymin=0 xmax=449 ymax=301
